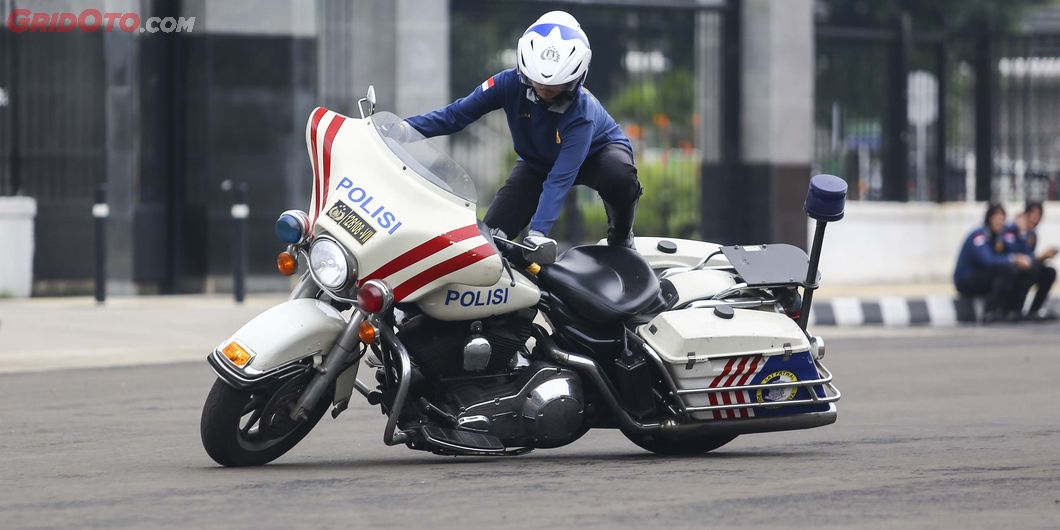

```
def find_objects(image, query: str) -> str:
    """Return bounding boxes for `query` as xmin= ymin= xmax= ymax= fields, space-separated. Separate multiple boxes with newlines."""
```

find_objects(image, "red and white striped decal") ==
xmin=391 ymin=243 xmax=495 ymax=301
xmin=480 ymin=76 xmax=495 ymax=92
xmin=358 ymin=224 xmax=494 ymax=302
xmin=307 ymin=107 xmax=347 ymax=229
xmin=705 ymin=355 xmax=765 ymax=420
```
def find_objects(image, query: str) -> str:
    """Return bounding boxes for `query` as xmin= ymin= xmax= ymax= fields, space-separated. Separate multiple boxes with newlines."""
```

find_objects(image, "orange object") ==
xmin=358 ymin=321 xmax=377 ymax=344
xmin=222 ymin=342 xmax=254 ymax=368
xmin=277 ymin=251 xmax=297 ymax=276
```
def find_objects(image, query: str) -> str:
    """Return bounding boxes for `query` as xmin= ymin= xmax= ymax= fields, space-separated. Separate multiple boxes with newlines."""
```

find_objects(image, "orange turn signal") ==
xmin=222 ymin=341 xmax=254 ymax=368
xmin=358 ymin=321 xmax=377 ymax=344
xmin=277 ymin=251 xmax=297 ymax=276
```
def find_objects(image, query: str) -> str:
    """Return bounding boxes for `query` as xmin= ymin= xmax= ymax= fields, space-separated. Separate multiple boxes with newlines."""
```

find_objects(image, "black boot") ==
xmin=604 ymin=196 xmax=638 ymax=249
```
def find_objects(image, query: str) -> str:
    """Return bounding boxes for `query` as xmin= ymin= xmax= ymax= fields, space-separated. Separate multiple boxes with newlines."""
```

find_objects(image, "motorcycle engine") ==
xmin=397 ymin=307 xmax=537 ymax=380
xmin=446 ymin=363 xmax=586 ymax=448
xmin=396 ymin=308 xmax=587 ymax=448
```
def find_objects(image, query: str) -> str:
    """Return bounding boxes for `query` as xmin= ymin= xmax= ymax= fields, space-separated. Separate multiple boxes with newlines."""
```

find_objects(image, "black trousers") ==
xmin=482 ymin=144 xmax=642 ymax=238
xmin=955 ymin=265 xmax=1020 ymax=313
xmin=1015 ymin=264 xmax=1057 ymax=314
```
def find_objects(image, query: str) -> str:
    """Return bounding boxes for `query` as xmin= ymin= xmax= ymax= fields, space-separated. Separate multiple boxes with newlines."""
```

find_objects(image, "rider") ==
xmin=954 ymin=203 xmax=1033 ymax=322
xmin=403 ymin=11 xmax=641 ymax=248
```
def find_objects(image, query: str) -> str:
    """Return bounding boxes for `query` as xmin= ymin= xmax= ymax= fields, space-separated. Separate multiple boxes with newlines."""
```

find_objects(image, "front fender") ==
xmin=209 ymin=299 xmax=347 ymax=388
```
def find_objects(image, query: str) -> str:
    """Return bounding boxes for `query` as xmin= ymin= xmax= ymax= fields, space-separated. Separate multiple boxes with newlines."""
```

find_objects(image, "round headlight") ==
xmin=309 ymin=237 xmax=356 ymax=290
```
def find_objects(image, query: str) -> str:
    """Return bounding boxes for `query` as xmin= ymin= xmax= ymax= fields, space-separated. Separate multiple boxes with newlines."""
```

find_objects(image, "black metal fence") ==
xmin=449 ymin=0 xmax=727 ymax=243
xmin=814 ymin=23 xmax=1060 ymax=203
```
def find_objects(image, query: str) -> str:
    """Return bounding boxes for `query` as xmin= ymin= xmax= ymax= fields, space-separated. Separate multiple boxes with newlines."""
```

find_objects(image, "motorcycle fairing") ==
xmin=305 ymin=108 xmax=502 ymax=302
xmin=209 ymin=299 xmax=347 ymax=385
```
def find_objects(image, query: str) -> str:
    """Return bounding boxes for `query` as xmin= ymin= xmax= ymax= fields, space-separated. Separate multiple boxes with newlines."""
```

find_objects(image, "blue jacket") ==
xmin=405 ymin=68 xmax=633 ymax=235
xmin=1002 ymin=222 xmax=1037 ymax=256
xmin=954 ymin=226 xmax=1015 ymax=283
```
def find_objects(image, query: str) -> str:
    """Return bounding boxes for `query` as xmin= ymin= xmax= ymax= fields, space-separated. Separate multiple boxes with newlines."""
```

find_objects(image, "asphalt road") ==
xmin=2 ymin=325 xmax=1059 ymax=529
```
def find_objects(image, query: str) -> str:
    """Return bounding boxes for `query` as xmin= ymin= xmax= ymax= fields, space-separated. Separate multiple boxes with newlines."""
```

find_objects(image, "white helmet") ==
xmin=516 ymin=11 xmax=591 ymax=91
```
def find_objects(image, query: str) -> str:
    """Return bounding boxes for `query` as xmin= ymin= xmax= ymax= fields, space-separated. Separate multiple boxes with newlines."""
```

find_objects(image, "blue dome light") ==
xmin=275 ymin=210 xmax=309 ymax=244
xmin=804 ymin=174 xmax=847 ymax=222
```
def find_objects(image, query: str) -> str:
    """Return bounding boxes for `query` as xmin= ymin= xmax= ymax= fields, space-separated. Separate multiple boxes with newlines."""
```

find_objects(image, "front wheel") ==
xmin=200 ymin=375 xmax=330 ymax=467
xmin=625 ymin=432 xmax=737 ymax=455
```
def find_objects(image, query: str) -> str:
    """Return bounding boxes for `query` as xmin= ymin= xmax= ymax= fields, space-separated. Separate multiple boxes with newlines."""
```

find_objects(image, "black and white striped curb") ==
xmin=807 ymin=296 xmax=1060 ymax=326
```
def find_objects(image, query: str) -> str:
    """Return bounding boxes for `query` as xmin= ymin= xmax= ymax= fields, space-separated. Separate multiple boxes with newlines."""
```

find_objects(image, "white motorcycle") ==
xmin=200 ymin=87 xmax=847 ymax=466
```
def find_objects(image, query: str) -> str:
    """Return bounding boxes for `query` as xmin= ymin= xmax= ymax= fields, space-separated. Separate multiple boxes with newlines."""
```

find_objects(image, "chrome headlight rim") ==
xmin=308 ymin=235 xmax=358 ymax=292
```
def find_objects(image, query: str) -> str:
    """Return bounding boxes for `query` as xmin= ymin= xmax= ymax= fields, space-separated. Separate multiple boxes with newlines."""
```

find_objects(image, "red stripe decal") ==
xmin=733 ymin=391 xmax=745 ymax=418
xmin=707 ymin=357 xmax=738 ymax=420
xmin=309 ymin=107 xmax=328 ymax=224
xmin=361 ymin=224 xmax=482 ymax=284
xmin=709 ymin=357 xmax=739 ymax=388
xmin=723 ymin=356 xmax=750 ymax=387
xmin=719 ymin=391 xmax=732 ymax=419
xmin=487 ymin=76 xmax=495 ymax=88
xmin=735 ymin=357 xmax=762 ymax=386
xmin=708 ymin=392 xmax=721 ymax=420
xmin=320 ymin=114 xmax=346 ymax=220
xmin=391 ymin=243 xmax=495 ymax=301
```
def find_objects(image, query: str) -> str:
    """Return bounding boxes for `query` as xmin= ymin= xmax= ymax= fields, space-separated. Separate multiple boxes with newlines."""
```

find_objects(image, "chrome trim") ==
xmin=522 ymin=375 xmax=582 ymax=420
xmin=288 ymin=270 xmax=319 ymax=300
xmin=307 ymin=235 xmax=359 ymax=292
xmin=662 ymin=404 xmax=838 ymax=436
xmin=277 ymin=209 xmax=311 ymax=245
xmin=682 ymin=298 xmax=777 ymax=310
xmin=456 ymin=415 xmax=491 ymax=432
xmin=659 ymin=250 xmax=729 ymax=280
xmin=711 ymin=282 xmax=750 ymax=300
xmin=640 ymin=344 xmax=686 ymax=413
xmin=360 ymin=279 xmax=395 ymax=314
xmin=299 ymin=247 xmax=359 ymax=305
xmin=207 ymin=349 xmax=309 ymax=389
xmin=462 ymin=366 xmax=567 ymax=416
xmin=675 ymin=360 xmax=840 ymax=413
xmin=380 ymin=327 xmax=412 ymax=446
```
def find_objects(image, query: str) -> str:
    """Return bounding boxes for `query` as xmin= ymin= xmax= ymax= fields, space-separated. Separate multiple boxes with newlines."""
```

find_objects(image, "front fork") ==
xmin=288 ymin=303 xmax=366 ymax=421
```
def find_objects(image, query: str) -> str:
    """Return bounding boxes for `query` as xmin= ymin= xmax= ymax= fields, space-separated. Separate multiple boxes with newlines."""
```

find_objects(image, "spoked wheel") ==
xmin=625 ymin=432 xmax=737 ymax=456
xmin=200 ymin=375 xmax=330 ymax=467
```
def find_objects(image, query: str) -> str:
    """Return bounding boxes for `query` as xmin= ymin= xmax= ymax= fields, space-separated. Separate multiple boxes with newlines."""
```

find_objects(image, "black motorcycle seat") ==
xmin=538 ymin=245 xmax=662 ymax=323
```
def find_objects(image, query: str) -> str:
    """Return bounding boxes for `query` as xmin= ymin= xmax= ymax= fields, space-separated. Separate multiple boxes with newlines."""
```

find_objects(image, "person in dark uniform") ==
xmin=402 ymin=11 xmax=641 ymax=249
xmin=1005 ymin=202 xmax=1058 ymax=320
xmin=954 ymin=203 xmax=1033 ymax=321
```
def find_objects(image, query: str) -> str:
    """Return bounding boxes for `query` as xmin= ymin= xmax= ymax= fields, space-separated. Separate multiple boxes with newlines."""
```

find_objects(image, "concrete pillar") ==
xmin=740 ymin=0 xmax=813 ymax=247
xmin=701 ymin=0 xmax=814 ymax=248
xmin=317 ymin=0 xmax=448 ymax=118
xmin=102 ymin=0 xmax=144 ymax=296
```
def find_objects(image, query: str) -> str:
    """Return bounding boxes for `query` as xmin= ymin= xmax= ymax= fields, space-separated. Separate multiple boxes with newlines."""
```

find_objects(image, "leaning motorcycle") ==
xmin=200 ymin=87 xmax=847 ymax=466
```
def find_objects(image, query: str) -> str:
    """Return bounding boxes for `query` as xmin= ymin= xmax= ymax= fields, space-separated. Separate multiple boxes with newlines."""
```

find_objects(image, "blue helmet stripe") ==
xmin=524 ymin=23 xmax=589 ymax=47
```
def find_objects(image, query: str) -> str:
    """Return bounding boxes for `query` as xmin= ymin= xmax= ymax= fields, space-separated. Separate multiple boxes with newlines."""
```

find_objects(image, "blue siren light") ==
xmin=803 ymin=174 xmax=848 ymax=222
xmin=275 ymin=210 xmax=310 ymax=244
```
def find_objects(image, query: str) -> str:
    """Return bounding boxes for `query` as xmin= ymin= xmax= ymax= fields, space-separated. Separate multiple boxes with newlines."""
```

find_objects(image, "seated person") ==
xmin=1005 ymin=202 xmax=1058 ymax=320
xmin=954 ymin=203 xmax=1032 ymax=322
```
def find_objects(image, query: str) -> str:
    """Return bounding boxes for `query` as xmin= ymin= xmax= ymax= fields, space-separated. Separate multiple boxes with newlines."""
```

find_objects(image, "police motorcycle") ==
xmin=200 ymin=87 xmax=847 ymax=466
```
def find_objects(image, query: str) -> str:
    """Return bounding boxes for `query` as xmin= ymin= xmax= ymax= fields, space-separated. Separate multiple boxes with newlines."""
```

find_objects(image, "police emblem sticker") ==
xmin=756 ymin=370 xmax=798 ymax=407
xmin=326 ymin=200 xmax=377 ymax=245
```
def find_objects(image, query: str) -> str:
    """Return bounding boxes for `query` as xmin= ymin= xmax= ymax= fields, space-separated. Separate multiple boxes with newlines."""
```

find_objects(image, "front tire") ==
xmin=626 ymin=432 xmax=737 ymax=455
xmin=200 ymin=376 xmax=330 ymax=467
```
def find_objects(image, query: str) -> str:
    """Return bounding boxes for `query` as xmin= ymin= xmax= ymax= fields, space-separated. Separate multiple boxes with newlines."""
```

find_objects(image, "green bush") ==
xmin=558 ymin=153 xmax=701 ymax=243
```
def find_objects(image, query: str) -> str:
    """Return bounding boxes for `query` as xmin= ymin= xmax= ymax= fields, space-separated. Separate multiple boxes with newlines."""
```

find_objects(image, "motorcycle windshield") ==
xmin=372 ymin=112 xmax=477 ymax=204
